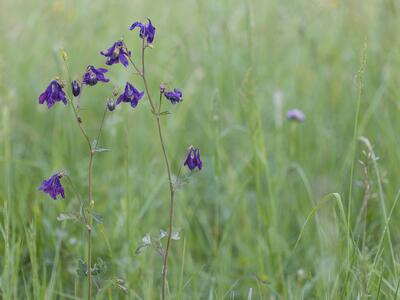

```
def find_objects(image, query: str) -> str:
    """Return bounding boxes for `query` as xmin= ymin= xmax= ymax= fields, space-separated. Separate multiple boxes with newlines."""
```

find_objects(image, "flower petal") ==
xmin=129 ymin=21 xmax=144 ymax=31
xmin=39 ymin=91 xmax=48 ymax=104
xmin=119 ymin=54 xmax=129 ymax=67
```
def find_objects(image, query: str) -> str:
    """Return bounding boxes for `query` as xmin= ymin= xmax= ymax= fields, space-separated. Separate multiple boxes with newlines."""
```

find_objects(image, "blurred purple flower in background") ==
xmin=38 ymin=80 xmax=67 ymax=109
xmin=83 ymin=65 xmax=109 ymax=86
xmin=38 ymin=172 xmax=65 ymax=200
xmin=116 ymin=82 xmax=144 ymax=108
xmin=129 ymin=18 xmax=156 ymax=44
xmin=184 ymin=146 xmax=202 ymax=171
xmin=164 ymin=88 xmax=183 ymax=104
xmin=287 ymin=109 xmax=305 ymax=122
xmin=101 ymin=40 xmax=131 ymax=67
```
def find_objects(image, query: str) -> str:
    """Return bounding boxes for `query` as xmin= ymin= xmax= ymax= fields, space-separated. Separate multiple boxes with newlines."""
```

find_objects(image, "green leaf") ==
xmin=171 ymin=231 xmax=181 ymax=240
xmin=94 ymin=147 xmax=110 ymax=153
xmin=159 ymin=229 xmax=167 ymax=239
xmin=91 ymin=257 xmax=107 ymax=276
xmin=91 ymin=212 xmax=103 ymax=224
xmin=57 ymin=212 xmax=79 ymax=222
xmin=172 ymin=173 xmax=192 ymax=190
xmin=135 ymin=233 xmax=151 ymax=255
xmin=113 ymin=278 xmax=128 ymax=294
xmin=87 ymin=211 xmax=103 ymax=224
xmin=76 ymin=259 xmax=87 ymax=278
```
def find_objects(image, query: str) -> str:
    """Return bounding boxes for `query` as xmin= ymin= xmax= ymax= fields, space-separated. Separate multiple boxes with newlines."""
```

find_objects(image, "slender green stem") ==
xmin=69 ymin=99 xmax=91 ymax=150
xmin=137 ymin=37 xmax=174 ymax=300
xmin=95 ymin=106 xmax=108 ymax=148
xmin=128 ymin=56 xmax=142 ymax=76
xmin=69 ymin=99 xmax=94 ymax=299
xmin=85 ymin=103 xmax=109 ymax=299
xmin=87 ymin=151 xmax=94 ymax=300
xmin=140 ymin=39 xmax=156 ymax=113
xmin=68 ymin=99 xmax=94 ymax=299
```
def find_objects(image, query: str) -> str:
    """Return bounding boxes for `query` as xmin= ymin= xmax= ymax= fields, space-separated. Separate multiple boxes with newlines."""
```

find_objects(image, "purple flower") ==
xmin=100 ymin=40 xmax=131 ymax=68
xmin=71 ymin=80 xmax=81 ymax=97
xmin=184 ymin=146 xmax=202 ymax=171
xmin=129 ymin=18 xmax=156 ymax=44
xmin=38 ymin=80 xmax=67 ymax=109
xmin=164 ymin=88 xmax=183 ymax=104
xmin=38 ymin=172 xmax=65 ymax=200
xmin=287 ymin=109 xmax=305 ymax=122
xmin=116 ymin=82 xmax=144 ymax=108
xmin=83 ymin=65 xmax=109 ymax=86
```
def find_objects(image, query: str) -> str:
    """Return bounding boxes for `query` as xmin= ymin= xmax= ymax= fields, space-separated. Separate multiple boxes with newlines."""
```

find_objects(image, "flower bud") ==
xmin=112 ymin=87 xmax=119 ymax=97
xmin=107 ymin=98 xmax=116 ymax=111
xmin=160 ymin=83 xmax=166 ymax=94
xmin=71 ymin=80 xmax=81 ymax=97
xmin=60 ymin=48 xmax=68 ymax=62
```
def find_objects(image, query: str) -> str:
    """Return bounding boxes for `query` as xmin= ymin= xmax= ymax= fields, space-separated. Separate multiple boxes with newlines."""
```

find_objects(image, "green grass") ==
xmin=1 ymin=0 xmax=400 ymax=298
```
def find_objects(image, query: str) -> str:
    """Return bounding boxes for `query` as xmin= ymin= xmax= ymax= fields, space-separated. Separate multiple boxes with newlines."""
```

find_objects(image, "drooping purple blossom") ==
xmin=100 ymin=40 xmax=131 ymax=68
xmin=116 ymin=82 xmax=144 ymax=108
xmin=164 ymin=88 xmax=183 ymax=104
xmin=184 ymin=146 xmax=202 ymax=171
xmin=38 ymin=80 xmax=67 ymax=109
xmin=38 ymin=172 xmax=65 ymax=200
xmin=129 ymin=18 xmax=156 ymax=44
xmin=71 ymin=80 xmax=81 ymax=97
xmin=287 ymin=109 xmax=305 ymax=122
xmin=83 ymin=65 xmax=109 ymax=86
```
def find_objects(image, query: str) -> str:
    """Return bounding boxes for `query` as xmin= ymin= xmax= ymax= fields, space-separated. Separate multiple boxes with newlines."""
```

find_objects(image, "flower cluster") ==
xmin=37 ymin=18 xmax=201 ymax=205
xmin=37 ymin=17 xmax=203 ymax=300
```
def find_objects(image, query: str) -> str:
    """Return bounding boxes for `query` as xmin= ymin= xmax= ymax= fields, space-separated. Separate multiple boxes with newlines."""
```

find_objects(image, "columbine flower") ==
xmin=116 ymin=82 xmax=144 ymax=108
xmin=164 ymin=88 xmax=183 ymax=104
xmin=287 ymin=109 xmax=305 ymax=122
xmin=129 ymin=18 xmax=156 ymax=44
xmin=38 ymin=80 xmax=67 ymax=109
xmin=71 ymin=80 xmax=81 ymax=97
xmin=100 ymin=40 xmax=131 ymax=67
xmin=38 ymin=171 xmax=65 ymax=200
xmin=83 ymin=65 xmax=109 ymax=86
xmin=184 ymin=146 xmax=202 ymax=171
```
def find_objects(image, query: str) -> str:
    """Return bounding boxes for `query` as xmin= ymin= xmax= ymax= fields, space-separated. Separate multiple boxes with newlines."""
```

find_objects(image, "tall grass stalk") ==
xmin=346 ymin=43 xmax=367 ymax=264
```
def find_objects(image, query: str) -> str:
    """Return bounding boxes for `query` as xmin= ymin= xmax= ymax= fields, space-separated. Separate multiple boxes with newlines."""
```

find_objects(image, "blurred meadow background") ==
xmin=1 ymin=0 xmax=400 ymax=299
